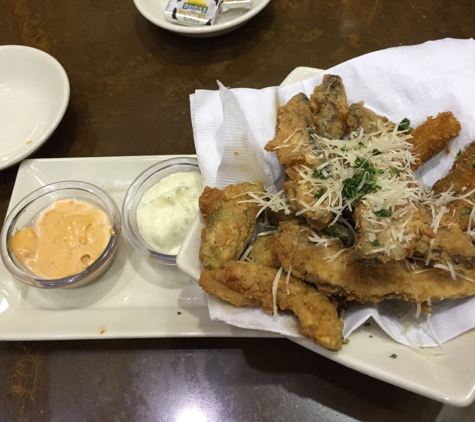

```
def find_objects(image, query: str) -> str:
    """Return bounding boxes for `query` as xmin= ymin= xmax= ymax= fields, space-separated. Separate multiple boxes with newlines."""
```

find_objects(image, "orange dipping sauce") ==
xmin=10 ymin=200 xmax=113 ymax=279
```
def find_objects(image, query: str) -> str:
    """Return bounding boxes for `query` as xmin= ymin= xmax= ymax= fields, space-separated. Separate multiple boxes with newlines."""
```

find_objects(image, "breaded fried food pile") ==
xmin=198 ymin=181 xmax=344 ymax=351
xmin=197 ymin=74 xmax=475 ymax=352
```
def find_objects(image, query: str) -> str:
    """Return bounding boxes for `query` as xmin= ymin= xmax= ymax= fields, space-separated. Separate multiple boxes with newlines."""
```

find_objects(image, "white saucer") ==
xmin=134 ymin=0 xmax=271 ymax=37
xmin=0 ymin=45 xmax=70 ymax=171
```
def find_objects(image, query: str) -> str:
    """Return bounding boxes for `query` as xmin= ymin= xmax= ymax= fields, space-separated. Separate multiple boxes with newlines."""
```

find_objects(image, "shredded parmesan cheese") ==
xmin=284 ymin=265 xmax=292 ymax=295
xmin=240 ymin=245 xmax=253 ymax=262
xmin=296 ymin=125 xmax=421 ymax=227
xmin=307 ymin=229 xmax=338 ymax=247
xmin=415 ymin=303 xmax=422 ymax=319
xmin=240 ymin=190 xmax=293 ymax=217
xmin=433 ymin=263 xmax=475 ymax=282
xmin=272 ymin=267 xmax=284 ymax=319
xmin=323 ymin=247 xmax=351 ymax=262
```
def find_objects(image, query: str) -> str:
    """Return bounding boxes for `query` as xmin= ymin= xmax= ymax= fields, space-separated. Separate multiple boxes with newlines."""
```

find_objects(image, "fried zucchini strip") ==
xmin=246 ymin=234 xmax=281 ymax=268
xmin=274 ymin=221 xmax=475 ymax=304
xmin=199 ymin=182 xmax=264 ymax=270
xmin=199 ymin=268 xmax=259 ymax=307
xmin=413 ymin=142 xmax=475 ymax=268
xmin=220 ymin=261 xmax=343 ymax=351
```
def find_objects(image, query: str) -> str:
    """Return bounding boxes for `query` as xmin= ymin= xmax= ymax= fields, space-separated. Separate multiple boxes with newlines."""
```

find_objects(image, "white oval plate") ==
xmin=134 ymin=0 xmax=271 ymax=37
xmin=0 ymin=45 xmax=69 ymax=171
xmin=176 ymin=67 xmax=475 ymax=407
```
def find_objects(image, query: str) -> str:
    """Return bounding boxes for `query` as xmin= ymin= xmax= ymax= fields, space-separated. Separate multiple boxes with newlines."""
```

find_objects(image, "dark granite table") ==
xmin=1 ymin=1 xmax=475 ymax=420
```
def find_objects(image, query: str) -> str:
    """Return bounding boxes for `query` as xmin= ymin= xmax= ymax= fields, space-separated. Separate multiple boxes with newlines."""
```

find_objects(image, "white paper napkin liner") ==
xmin=342 ymin=296 xmax=475 ymax=347
xmin=207 ymin=294 xmax=303 ymax=338
xmin=208 ymin=294 xmax=475 ymax=348
xmin=215 ymin=81 xmax=275 ymax=190
xmin=190 ymin=89 xmax=224 ymax=188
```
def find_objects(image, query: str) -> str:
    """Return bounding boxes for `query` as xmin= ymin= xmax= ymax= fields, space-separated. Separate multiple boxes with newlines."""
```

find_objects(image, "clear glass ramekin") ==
xmin=0 ymin=181 xmax=122 ymax=289
xmin=122 ymin=157 xmax=201 ymax=265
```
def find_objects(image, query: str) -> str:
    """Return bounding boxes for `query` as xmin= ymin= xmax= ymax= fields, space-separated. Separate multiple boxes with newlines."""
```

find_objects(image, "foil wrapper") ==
xmin=165 ymin=0 xmax=222 ymax=26
xmin=221 ymin=0 xmax=252 ymax=11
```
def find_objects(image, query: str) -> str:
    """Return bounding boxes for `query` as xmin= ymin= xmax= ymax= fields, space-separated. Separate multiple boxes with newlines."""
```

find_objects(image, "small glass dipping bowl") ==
xmin=0 ymin=181 xmax=122 ymax=289
xmin=122 ymin=157 xmax=202 ymax=265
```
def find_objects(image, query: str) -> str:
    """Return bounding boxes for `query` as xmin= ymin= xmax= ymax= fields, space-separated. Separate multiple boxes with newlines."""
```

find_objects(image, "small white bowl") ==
xmin=122 ymin=157 xmax=202 ymax=265
xmin=0 ymin=181 xmax=121 ymax=289
xmin=0 ymin=45 xmax=70 ymax=170
xmin=134 ymin=0 xmax=271 ymax=37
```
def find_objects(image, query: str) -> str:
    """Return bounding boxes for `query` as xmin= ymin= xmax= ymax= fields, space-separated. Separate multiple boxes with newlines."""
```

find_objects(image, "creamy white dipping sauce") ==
xmin=137 ymin=171 xmax=202 ymax=255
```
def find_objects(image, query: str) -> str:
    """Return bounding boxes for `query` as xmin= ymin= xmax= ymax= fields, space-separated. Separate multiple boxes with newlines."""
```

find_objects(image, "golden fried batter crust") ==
xmin=282 ymin=168 xmax=333 ymax=230
xmin=433 ymin=141 xmax=475 ymax=194
xmin=265 ymin=90 xmax=334 ymax=229
xmin=264 ymin=93 xmax=316 ymax=168
xmin=409 ymin=111 xmax=461 ymax=169
xmin=347 ymin=101 xmax=394 ymax=134
xmin=221 ymin=261 xmax=343 ymax=351
xmin=274 ymin=221 xmax=475 ymax=304
xmin=413 ymin=141 xmax=475 ymax=268
xmin=199 ymin=268 xmax=259 ymax=307
xmin=309 ymin=74 xmax=348 ymax=139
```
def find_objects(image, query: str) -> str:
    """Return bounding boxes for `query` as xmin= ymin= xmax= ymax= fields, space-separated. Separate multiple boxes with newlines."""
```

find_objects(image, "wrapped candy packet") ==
xmin=221 ymin=0 xmax=252 ymax=11
xmin=165 ymin=0 xmax=222 ymax=26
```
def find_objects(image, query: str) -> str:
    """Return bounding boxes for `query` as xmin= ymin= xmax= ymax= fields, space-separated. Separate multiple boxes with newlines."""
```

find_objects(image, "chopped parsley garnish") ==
xmin=341 ymin=144 xmax=348 ymax=152
xmin=457 ymin=150 xmax=462 ymax=156
xmin=389 ymin=354 xmax=398 ymax=359
xmin=372 ymin=239 xmax=380 ymax=246
xmin=369 ymin=335 xmax=373 ymax=338
xmin=372 ymin=148 xmax=382 ymax=156
xmin=472 ymin=163 xmax=475 ymax=169
xmin=454 ymin=191 xmax=460 ymax=197
xmin=314 ymin=187 xmax=326 ymax=199
xmin=397 ymin=118 xmax=411 ymax=132
xmin=341 ymin=157 xmax=382 ymax=204
xmin=353 ymin=157 xmax=367 ymax=168
xmin=391 ymin=167 xmax=400 ymax=176
xmin=374 ymin=209 xmax=392 ymax=218
xmin=342 ymin=339 xmax=350 ymax=345
xmin=358 ymin=141 xmax=365 ymax=148
xmin=312 ymin=168 xmax=330 ymax=179
xmin=364 ymin=322 xmax=371 ymax=326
